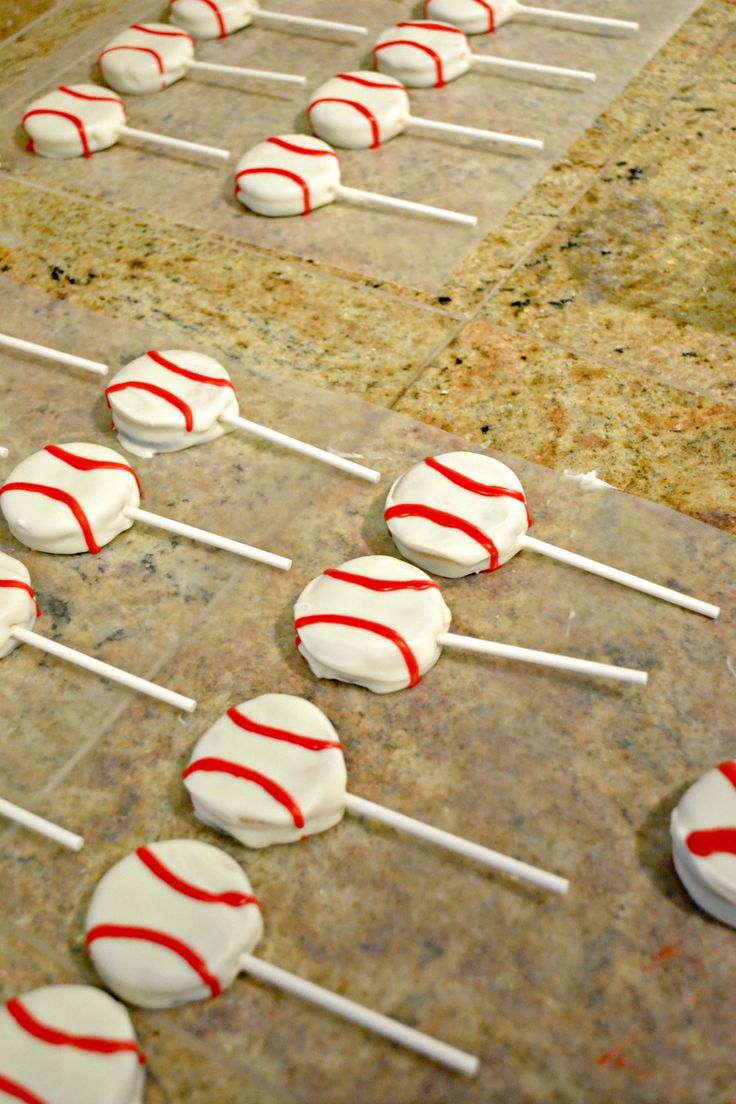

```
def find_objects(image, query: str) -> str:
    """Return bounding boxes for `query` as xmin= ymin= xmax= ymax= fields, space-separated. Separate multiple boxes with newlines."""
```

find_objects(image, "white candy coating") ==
xmin=184 ymin=693 xmax=347 ymax=847
xmin=0 ymin=550 xmax=38 ymax=659
xmin=385 ymin=452 xmax=531 ymax=578
xmin=671 ymin=761 xmax=736 ymax=927
xmin=294 ymin=554 xmax=452 ymax=693
xmin=106 ymin=350 xmax=239 ymax=458
xmin=0 ymin=442 xmax=141 ymax=555
xmin=0 ymin=985 xmax=145 ymax=1104
xmin=235 ymin=134 xmax=341 ymax=216
xmin=98 ymin=23 xmax=195 ymax=95
xmin=22 ymin=84 xmax=127 ymax=159
xmin=423 ymin=0 xmax=516 ymax=34
xmin=85 ymin=839 xmax=264 ymax=1008
xmin=170 ymin=0 xmax=258 ymax=38
xmin=373 ymin=20 xmax=472 ymax=88
xmin=307 ymin=71 xmax=410 ymax=150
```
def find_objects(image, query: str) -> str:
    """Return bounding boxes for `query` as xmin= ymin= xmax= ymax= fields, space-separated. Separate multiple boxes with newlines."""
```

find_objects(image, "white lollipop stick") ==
xmin=519 ymin=535 xmax=719 ymax=619
xmin=437 ymin=631 xmax=646 ymax=684
xmin=123 ymin=505 xmax=291 ymax=569
xmin=238 ymin=954 xmax=478 ymax=1074
xmin=471 ymin=53 xmax=595 ymax=81
xmin=406 ymin=114 xmax=542 ymax=149
xmin=336 ymin=185 xmax=477 ymax=225
xmin=253 ymin=11 xmax=366 ymax=34
xmin=516 ymin=4 xmax=639 ymax=31
xmin=186 ymin=58 xmax=305 ymax=85
xmin=119 ymin=125 xmax=230 ymax=160
xmin=0 ymin=796 xmax=84 ymax=851
xmin=0 ymin=332 xmax=108 ymax=376
xmin=10 ymin=625 xmax=196 ymax=711
xmin=220 ymin=413 xmax=380 ymax=482
xmin=345 ymin=793 xmax=569 ymax=894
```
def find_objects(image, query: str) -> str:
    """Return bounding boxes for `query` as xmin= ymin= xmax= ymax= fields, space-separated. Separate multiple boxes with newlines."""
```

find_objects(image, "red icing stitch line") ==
xmin=385 ymin=502 xmax=500 ymax=571
xmin=295 ymin=613 xmax=421 ymax=687
xmin=21 ymin=109 xmax=91 ymax=158
xmin=6 ymin=998 xmax=145 ymax=1063
xmin=323 ymin=567 xmax=438 ymax=593
xmin=235 ymin=166 xmax=312 ymax=214
xmin=424 ymin=455 xmax=532 ymax=526
xmin=718 ymin=761 xmax=736 ymax=788
xmin=227 ymin=704 xmax=343 ymax=751
xmin=58 ymin=85 xmax=126 ymax=109
xmin=147 ymin=350 xmax=235 ymax=388
xmin=98 ymin=46 xmax=167 ymax=91
xmin=0 ymin=482 xmax=102 ymax=554
xmin=397 ymin=20 xmax=465 ymax=33
xmin=0 ymin=1073 xmax=47 ymax=1104
xmin=171 ymin=0 xmax=227 ymax=38
xmin=106 ymin=380 xmax=194 ymax=432
xmin=183 ymin=756 xmax=305 ymax=828
xmin=308 ymin=97 xmax=382 ymax=148
xmin=136 ymin=845 xmax=260 ymax=909
xmin=86 ymin=924 xmax=221 ymax=998
xmin=43 ymin=444 xmax=142 ymax=495
xmin=335 ymin=72 xmax=410 ymax=95
xmin=0 ymin=579 xmax=40 ymax=616
xmin=266 ymin=136 xmax=339 ymax=160
xmin=372 ymin=39 xmax=447 ymax=88
xmin=686 ymin=827 xmax=736 ymax=857
xmin=130 ymin=23 xmax=194 ymax=43
xmin=422 ymin=1 xmax=494 ymax=31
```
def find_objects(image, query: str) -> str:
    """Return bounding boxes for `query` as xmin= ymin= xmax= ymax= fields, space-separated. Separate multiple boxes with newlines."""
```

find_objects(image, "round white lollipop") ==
xmin=85 ymin=838 xmax=477 ymax=1073
xmin=671 ymin=760 xmax=736 ymax=927
xmin=98 ymin=22 xmax=304 ymax=94
xmin=169 ymin=0 xmax=367 ymax=40
xmin=372 ymin=19 xmax=594 ymax=88
xmin=308 ymin=71 xmax=542 ymax=150
xmin=294 ymin=554 xmax=646 ymax=690
xmin=0 ymin=442 xmax=290 ymax=568
xmin=183 ymin=692 xmax=569 ymax=892
xmin=0 ymin=985 xmax=145 ymax=1104
xmin=422 ymin=0 xmax=638 ymax=35
xmin=235 ymin=134 xmax=477 ymax=225
xmin=384 ymin=451 xmax=719 ymax=617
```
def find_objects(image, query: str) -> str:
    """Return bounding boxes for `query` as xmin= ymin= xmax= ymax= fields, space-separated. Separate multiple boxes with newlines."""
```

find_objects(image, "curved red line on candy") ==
xmin=227 ymin=704 xmax=343 ymax=751
xmin=86 ymin=924 xmax=221 ymax=998
xmin=686 ymin=828 xmax=736 ymax=858
xmin=718 ymin=761 xmax=736 ymax=788
xmin=422 ymin=0 xmax=495 ymax=30
xmin=235 ymin=166 xmax=312 ymax=214
xmin=0 ymin=1073 xmax=47 ymax=1104
xmin=136 ymin=845 xmax=260 ymax=909
xmin=372 ymin=39 xmax=446 ymax=88
xmin=146 ymin=350 xmax=235 ymax=389
xmin=98 ymin=46 xmax=166 ymax=90
xmin=397 ymin=20 xmax=465 ymax=34
xmin=43 ymin=444 xmax=142 ymax=495
xmin=0 ymin=579 xmax=40 ymax=616
xmin=21 ymin=109 xmax=91 ymax=158
xmin=295 ymin=613 xmax=421 ymax=687
xmin=308 ymin=96 xmax=382 ymax=149
xmin=106 ymin=380 xmax=194 ymax=432
xmin=385 ymin=502 xmax=500 ymax=571
xmin=6 ymin=998 xmax=145 ymax=1063
xmin=183 ymin=757 xmax=305 ymax=828
xmin=0 ymin=482 xmax=102 ymax=554
xmin=171 ymin=0 xmax=227 ymax=38
xmin=323 ymin=567 xmax=438 ymax=593
xmin=424 ymin=454 xmax=532 ymax=526
xmin=58 ymin=85 xmax=126 ymax=110
xmin=335 ymin=72 xmax=410 ymax=95
xmin=130 ymin=23 xmax=195 ymax=43
xmin=266 ymin=136 xmax=339 ymax=160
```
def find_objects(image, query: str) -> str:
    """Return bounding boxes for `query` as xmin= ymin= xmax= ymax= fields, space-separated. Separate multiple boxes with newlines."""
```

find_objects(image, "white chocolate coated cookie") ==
xmin=0 ymin=550 xmax=38 ymax=659
xmin=373 ymin=20 xmax=472 ymax=88
xmin=385 ymin=452 xmax=531 ymax=577
xmin=671 ymin=760 xmax=736 ymax=927
xmin=0 ymin=443 xmax=141 ymax=555
xmin=294 ymin=554 xmax=451 ymax=693
xmin=22 ymin=84 xmax=127 ymax=159
xmin=307 ymin=71 xmax=409 ymax=149
xmin=423 ymin=0 xmax=516 ymax=34
xmin=235 ymin=135 xmax=340 ymax=216
xmin=106 ymin=350 xmax=239 ymax=457
xmin=184 ymin=693 xmax=347 ymax=847
xmin=0 ymin=985 xmax=145 ymax=1104
xmin=85 ymin=839 xmax=263 ymax=1008
xmin=170 ymin=0 xmax=258 ymax=38
xmin=98 ymin=23 xmax=195 ymax=95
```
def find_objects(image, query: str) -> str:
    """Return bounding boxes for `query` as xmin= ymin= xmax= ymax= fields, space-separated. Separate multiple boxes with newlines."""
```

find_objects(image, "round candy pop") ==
xmin=235 ymin=134 xmax=477 ymax=225
xmin=22 ymin=83 xmax=230 ymax=162
xmin=85 ymin=838 xmax=478 ymax=1074
xmin=98 ymin=22 xmax=305 ymax=95
xmin=0 ymin=442 xmax=290 ymax=569
xmin=0 ymin=985 xmax=146 ymax=1104
xmin=294 ymin=554 xmax=647 ymax=691
xmin=183 ymin=693 xmax=569 ymax=893
xmin=0 ymin=548 xmax=195 ymax=710
xmin=372 ymin=20 xmax=596 ymax=87
xmin=105 ymin=348 xmax=380 ymax=481
xmin=671 ymin=760 xmax=736 ymax=928
xmin=308 ymin=71 xmax=542 ymax=150
xmin=384 ymin=451 xmax=719 ymax=618
xmin=422 ymin=0 xmax=639 ymax=35
xmin=169 ymin=0 xmax=367 ymax=40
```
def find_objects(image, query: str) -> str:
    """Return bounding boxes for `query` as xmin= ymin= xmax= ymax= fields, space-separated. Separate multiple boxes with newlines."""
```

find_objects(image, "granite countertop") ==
xmin=0 ymin=2 xmax=734 ymax=1102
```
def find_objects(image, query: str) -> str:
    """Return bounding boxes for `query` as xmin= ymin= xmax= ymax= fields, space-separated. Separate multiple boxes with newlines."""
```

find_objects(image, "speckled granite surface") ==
xmin=0 ymin=2 xmax=734 ymax=1102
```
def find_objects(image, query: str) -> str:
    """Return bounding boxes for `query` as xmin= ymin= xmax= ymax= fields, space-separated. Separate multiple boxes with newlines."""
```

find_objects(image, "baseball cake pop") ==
xmin=671 ymin=760 xmax=736 ymax=928
xmin=422 ymin=0 xmax=638 ymax=35
xmin=169 ymin=0 xmax=366 ymax=40
xmin=0 ymin=985 xmax=145 ymax=1104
